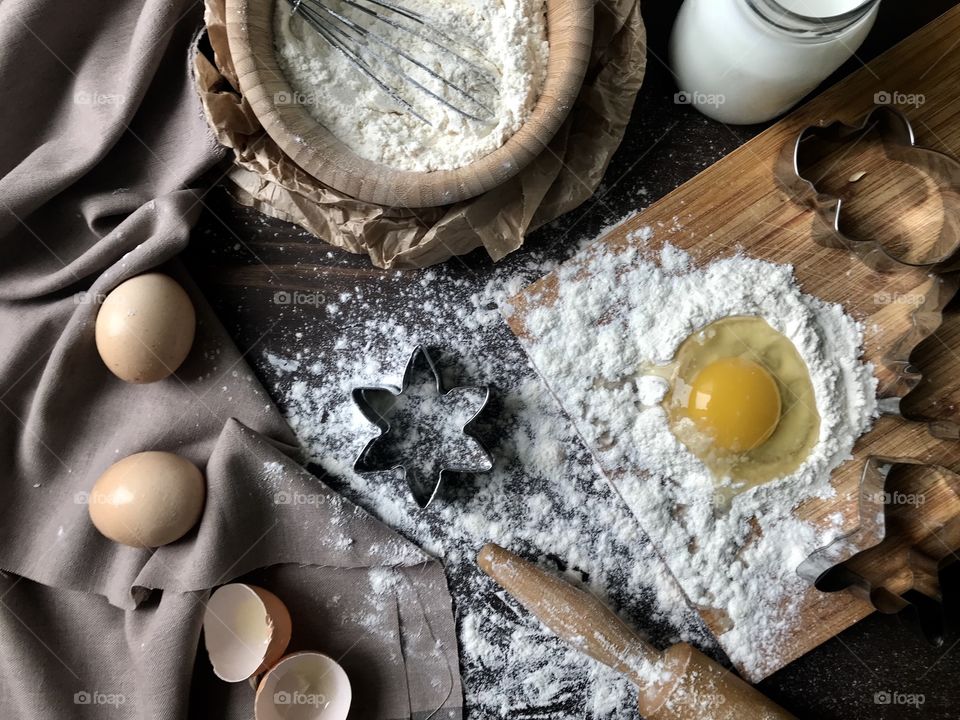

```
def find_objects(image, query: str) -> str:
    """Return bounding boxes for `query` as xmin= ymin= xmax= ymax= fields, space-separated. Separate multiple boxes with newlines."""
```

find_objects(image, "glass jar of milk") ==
xmin=670 ymin=0 xmax=881 ymax=124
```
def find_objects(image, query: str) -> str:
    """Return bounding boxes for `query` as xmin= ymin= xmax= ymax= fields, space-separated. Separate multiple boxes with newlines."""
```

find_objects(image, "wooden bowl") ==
xmin=226 ymin=0 xmax=594 ymax=208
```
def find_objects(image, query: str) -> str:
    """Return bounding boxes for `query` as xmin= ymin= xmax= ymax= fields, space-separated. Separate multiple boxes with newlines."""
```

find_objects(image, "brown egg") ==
xmin=95 ymin=273 xmax=196 ymax=384
xmin=88 ymin=451 xmax=205 ymax=548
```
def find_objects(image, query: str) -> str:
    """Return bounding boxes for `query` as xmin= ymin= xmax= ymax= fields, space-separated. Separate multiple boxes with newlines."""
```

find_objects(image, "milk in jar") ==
xmin=670 ymin=0 xmax=881 ymax=124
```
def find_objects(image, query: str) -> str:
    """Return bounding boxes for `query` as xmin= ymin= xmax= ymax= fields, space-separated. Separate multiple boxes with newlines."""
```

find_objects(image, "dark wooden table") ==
xmin=185 ymin=2 xmax=960 ymax=717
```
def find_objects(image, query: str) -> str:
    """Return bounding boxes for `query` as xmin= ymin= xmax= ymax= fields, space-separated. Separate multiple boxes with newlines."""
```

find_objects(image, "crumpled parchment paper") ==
xmin=193 ymin=0 xmax=646 ymax=269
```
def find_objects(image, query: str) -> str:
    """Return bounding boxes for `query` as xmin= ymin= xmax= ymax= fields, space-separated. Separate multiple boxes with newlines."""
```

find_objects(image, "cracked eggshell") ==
xmin=95 ymin=273 xmax=196 ymax=384
xmin=254 ymin=651 xmax=352 ymax=720
xmin=204 ymin=584 xmax=292 ymax=682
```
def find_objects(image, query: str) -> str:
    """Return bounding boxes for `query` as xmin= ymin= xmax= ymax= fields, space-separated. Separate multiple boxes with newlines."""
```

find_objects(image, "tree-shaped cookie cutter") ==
xmin=799 ymin=457 xmax=960 ymax=643
xmin=776 ymin=104 xmax=960 ymax=273
xmin=351 ymin=345 xmax=493 ymax=508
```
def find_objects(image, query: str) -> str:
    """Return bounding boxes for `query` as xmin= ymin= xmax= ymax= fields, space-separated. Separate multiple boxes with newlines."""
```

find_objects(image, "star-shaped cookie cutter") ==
xmin=351 ymin=345 xmax=493 ymax=508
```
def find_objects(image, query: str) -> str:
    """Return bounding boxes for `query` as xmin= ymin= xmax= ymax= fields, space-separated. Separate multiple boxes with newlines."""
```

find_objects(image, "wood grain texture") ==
xmin=225 ymin=0 xmax=593 ymax=208
xmin=836 ymin=464 xmax=960 ymax=605
xmin=505 ymin=7 xmax=960 ymax=682
xmin=778 ymin=106 xmax=960 ymax=272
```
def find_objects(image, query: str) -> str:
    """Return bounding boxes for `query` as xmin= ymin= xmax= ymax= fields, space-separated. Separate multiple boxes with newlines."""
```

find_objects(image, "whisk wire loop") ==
xmin=286 ymin=0 xmax=499 ymax=125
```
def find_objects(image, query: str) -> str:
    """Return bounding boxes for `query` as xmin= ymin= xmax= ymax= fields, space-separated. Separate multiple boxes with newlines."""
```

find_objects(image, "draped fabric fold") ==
xmin=0 ymin=1 xmax=463 ymax=717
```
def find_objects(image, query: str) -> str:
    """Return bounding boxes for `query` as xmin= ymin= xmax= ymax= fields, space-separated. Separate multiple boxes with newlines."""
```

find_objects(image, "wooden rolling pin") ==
xmin=477 ymin=543 xmax=795 ymax=720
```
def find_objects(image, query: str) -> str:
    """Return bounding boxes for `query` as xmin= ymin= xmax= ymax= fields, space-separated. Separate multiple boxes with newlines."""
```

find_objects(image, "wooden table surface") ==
xmin=184 ymin=2 xmax=960 ymax=717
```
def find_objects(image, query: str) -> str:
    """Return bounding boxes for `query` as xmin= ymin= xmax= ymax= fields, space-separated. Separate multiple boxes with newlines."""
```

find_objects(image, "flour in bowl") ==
xmin=274 ymin=0 xmax=549 ymax=172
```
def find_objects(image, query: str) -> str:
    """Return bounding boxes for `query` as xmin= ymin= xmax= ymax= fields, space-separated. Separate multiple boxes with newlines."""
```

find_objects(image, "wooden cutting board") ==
xmin=506 ymin=7 xmax=960 ymax=681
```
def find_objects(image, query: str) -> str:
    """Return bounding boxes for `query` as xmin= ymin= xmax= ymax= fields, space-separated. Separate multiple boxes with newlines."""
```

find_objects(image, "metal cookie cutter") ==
xmin=351 ymin=345 xmax=493 ymax=508
xmin=776 ymin=105 xmax=960 ymax=273
xmin=799 ymin=458 xmax=960 ymax=643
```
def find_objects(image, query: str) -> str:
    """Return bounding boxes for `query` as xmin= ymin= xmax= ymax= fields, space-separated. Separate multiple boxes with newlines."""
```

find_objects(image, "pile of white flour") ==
xmin=512 ymin=239 xmax=879 ymax=678
xmin=254 ymin=238 xmax=714 ymax=719
xmin=274 ymin=0 xmax=549 ymax=171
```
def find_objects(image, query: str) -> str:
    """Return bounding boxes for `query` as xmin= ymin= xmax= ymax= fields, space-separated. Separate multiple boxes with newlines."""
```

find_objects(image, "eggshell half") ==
xmin=254 ymin=652 xmax=352 ymax=720
xmin=95 ymin=273 xmax=196 ymax=383
xmin=204 ymin=584 xmax=293 ymax=682
xmin=88 ymin=451 xmax=205 ymax=548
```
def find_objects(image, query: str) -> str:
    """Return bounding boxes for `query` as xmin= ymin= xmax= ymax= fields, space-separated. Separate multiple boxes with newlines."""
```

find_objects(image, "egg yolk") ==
xmin=682 ymin=357 xmax=782 ymax=453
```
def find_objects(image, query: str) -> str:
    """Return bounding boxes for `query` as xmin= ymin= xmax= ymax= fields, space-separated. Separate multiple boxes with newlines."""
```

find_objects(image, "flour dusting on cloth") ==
xmin=508 ymin=235 xmax=878 ymax=679
xmin=274 ymin=0 xmax=549 ymax=171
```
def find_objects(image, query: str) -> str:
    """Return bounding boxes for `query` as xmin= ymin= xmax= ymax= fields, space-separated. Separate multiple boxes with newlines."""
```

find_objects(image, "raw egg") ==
xmin=661 ymin=316 xmax=820 ymax=490
xmin=681 ymin=357 xmax=781 ymax=453
xmin=254 ymin=652 xmax=352 ymax=720
xmin=88 ymin=451 xmax=205 ymax=547
xmin=95 ymin=273 xmax=196 ymax=383
xmin=204 ymin=584 xmax=292 ymax=682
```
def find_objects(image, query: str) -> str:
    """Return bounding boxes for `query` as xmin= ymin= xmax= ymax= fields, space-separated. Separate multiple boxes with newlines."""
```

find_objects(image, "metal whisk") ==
xmin=287 ymin=0 xmax=499 ymax=125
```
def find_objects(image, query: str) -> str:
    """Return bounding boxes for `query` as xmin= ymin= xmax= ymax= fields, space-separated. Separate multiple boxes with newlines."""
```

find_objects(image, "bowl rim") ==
xmin=225 ymin=0 xmax=594 ymax=209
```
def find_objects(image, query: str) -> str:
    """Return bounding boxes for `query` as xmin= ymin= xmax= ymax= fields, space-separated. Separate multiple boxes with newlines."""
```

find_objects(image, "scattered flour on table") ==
xmin=257 ymin=245 xmax=713 ymax=719
xmin=274 ymin=0 xmax=549 ymax=171
xmin=512 ymin=241 xmax=878 ymax=678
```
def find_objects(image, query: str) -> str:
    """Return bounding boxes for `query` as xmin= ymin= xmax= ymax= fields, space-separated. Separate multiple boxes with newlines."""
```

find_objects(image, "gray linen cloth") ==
xmin=0 ymin=0 xmax=464 ymax=717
